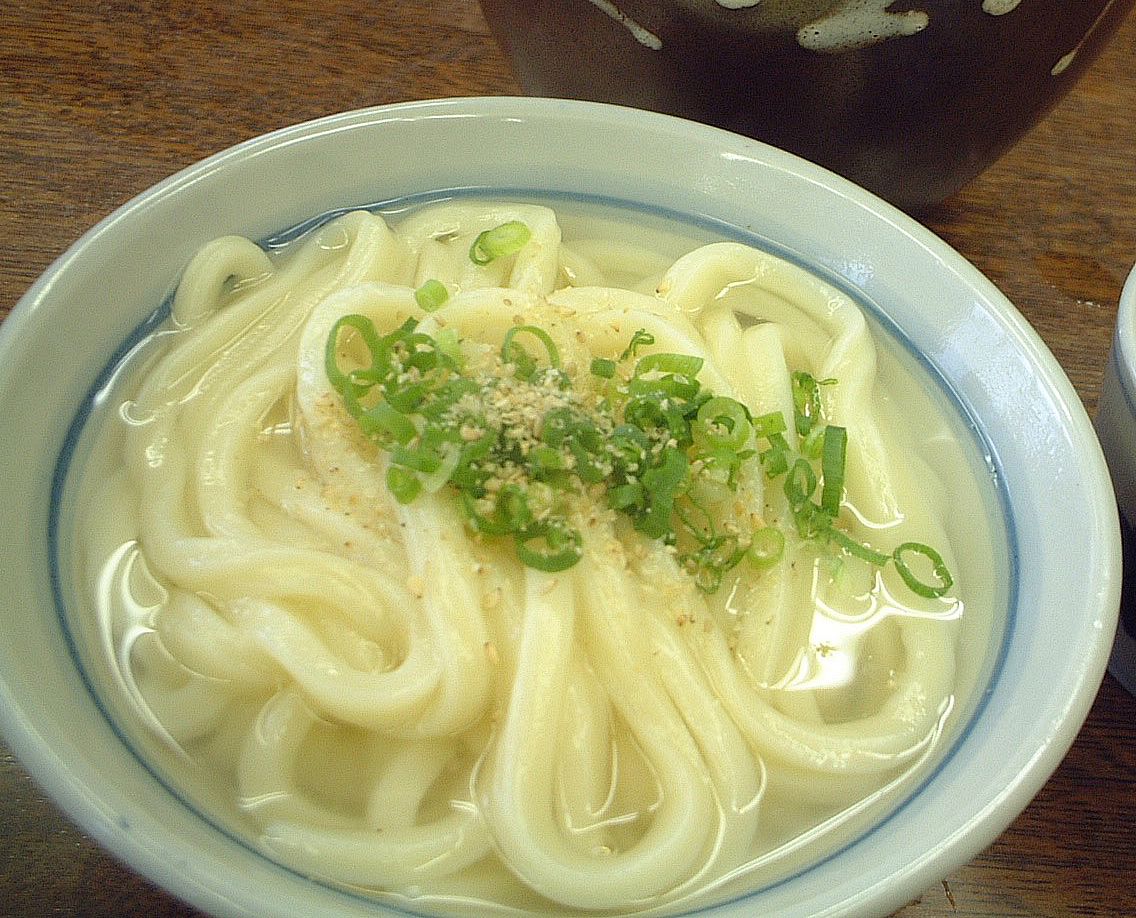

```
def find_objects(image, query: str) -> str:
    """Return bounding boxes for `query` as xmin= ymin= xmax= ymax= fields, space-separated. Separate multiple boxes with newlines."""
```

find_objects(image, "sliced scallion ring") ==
xmin=515 ymin=521 xmax=583 ymax=572
xmin=501 ymin=324 xmax=560 ymax=378
xmin=893 ymin=542 xmax=954 ymax=598
xmin=414 ymin=278 xmax=449 ymax=311
xmin=748 ymin=527 xmax=785 ymax=568
xmin=469 ymin=220 xmax=532 ymax=265
xmin=386 ymin=466 xmax=421 ymax=504
xmin=695 ymin=396 xmax=752 ymax=450
xmin=590 ymin=357 xmax=617 ymax=379
xmin=634 ymin=352 xmax=705 ymax=379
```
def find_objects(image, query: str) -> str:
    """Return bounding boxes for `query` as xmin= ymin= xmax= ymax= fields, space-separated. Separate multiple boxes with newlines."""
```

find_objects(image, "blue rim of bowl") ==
xmin=0 ymin=96 xmax=1119 ymax=918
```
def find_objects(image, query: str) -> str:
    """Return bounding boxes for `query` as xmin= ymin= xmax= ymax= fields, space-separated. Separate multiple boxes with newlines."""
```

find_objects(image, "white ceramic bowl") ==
xmin=1095 ymin=262 xmax=1136 ymax=695
xmin=0 ymin=98 xmax=1121 ymax=917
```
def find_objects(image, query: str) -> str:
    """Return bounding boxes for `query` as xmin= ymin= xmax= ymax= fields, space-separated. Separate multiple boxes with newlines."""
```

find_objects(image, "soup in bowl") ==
xmin=0 ymin=98 xmax=1119 ymax=917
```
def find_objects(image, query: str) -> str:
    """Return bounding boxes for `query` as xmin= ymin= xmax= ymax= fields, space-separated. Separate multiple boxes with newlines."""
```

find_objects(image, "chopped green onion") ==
xmin=609 ymin=424 xmax=650 ymax=461
xmin=325 ymin=312 xmax=952 ymax=598
xmin=358 ymin=401 xmax=417 ymax=445
xmin=418 ymin=442 xmax=461 ymax=493
xmin=825 ymin=525 xmax=891 ymax=567
xmin=619 ymin=328 xmax=655 ymax=361
xmin=695 ymin=396 xmax=752 ymax=451
xmin=683 ymin=535 xmax=746 ymax=593
xmin=760 ymin=431 xmax=791 ymax=477
xmin=590 ymin=357 xmax=617 ymax=379
xmin=434 ymin=326 xmax=462 ymax=367
xmin=634 ymin=352 xmax=705 ymax=379
xmin=391 ymin=443 xmax=443 ymax=474
xmin=449 ymin=428 xmax=498 ymax=490
xmin=748 ymin=527 xmax=785 ymax=568
xmin=636 ymin=449 xmax=688 ymax=539
xmin=800 ymin=424 xmax=826 ymax=459
xmin=539 ymin=407 xmax=577 ymax=448
xmin=785 ymin=457 xmax=818 ymax=510
xmin=608 ymin=481 xmax=644 ymax=511
xmin=502 ymin=324 xmax=560 ymax=380
xmin=893 ymin=542 xmax=954 ymax=598
xmin=515 ymin=521 xmax=583 ymax=572
xmin=386 ymin=466 xmax=421 ymax=504
xmin=752 ymin=410 xmax=787 ymax=439
xmin=414 ymin=278 xmax=449 ymax=311
xmin=627 ymin=373 xmax=701 ymax=400
xmin=792 ymin=371 xmax=835 ymax=437
xmin=461 ymin=485 xmax=533 ymax=536
xmin=623 ymin=392 xmax=690 ymax=444
xmin=696 ymin=445 xmax=744 ymax=488
xmin=469 ymin=220 xmax=532 ymax=265
xmin=569 ymin=442 xmax=607 ymax=483
xmin=820 ymin=424 xmax=847 ymax=517
xmin=382 ymin=379 xmax=430 ymax=414
xmin=325 ymin=313 xmax=388 ymax=397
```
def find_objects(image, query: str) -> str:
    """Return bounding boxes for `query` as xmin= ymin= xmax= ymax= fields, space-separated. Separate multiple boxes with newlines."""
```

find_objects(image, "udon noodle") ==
xmin=65 ymin=200 xmax=1000 ymax=914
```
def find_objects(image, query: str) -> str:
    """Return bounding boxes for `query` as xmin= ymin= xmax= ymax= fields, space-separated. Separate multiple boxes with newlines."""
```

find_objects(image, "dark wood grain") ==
xmin=2 ymin=3 xmax=1135 ymax=916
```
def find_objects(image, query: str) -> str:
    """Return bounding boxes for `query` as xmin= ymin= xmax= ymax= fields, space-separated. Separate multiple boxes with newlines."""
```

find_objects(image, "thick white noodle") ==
xmin=94 ymin=203 xmax=966 ymax=912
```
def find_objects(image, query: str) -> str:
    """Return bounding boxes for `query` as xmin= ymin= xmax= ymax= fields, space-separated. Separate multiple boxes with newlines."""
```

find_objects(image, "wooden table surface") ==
xmin=2 ymin=2 xmax=1134 ymax=916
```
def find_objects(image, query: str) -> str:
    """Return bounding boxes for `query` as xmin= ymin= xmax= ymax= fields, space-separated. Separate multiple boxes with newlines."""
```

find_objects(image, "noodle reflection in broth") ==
xmin=65 ymin=200 xmax=1001 ymax=914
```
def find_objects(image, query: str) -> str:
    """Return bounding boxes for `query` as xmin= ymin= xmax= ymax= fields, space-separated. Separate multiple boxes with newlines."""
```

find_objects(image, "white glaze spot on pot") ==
xmin=797 ymin=0 xmax=1029 ymax=52
xmin=797 ymin=0 xmax=929 ymax=51
xmin=982 ymin=0 xmax=1022 ymax=15
xmin=585 ymin=0 xmax=663 ymax=50
xmin=1051 ymin=0 xmax=1122 ymax=74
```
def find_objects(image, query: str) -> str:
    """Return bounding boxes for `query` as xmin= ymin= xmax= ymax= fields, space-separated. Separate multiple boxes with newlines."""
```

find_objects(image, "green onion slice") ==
xmin=893 ymin=542 xmax=954 ymax=598
xmin=325 ymin=313 xmax=388 ymax=396
xmin=820 ymin=424 xmax=847 ymax=517
xmin=792 ymin=371 xmax=835 ymax=437
xmin=590 ymin=357 xmax=617 ymax=379
xmin=695 ymin=396 xmax=752 ymax=450
xmin=634 ymin=352 xmax=705 ymax=379
xmin=515 ymin=521 xmax=583 ymax=572
xmin=684 ymin=535 xmax=745 ymax=593
xmin=608 ymin=481 xmax=644 ymax=511
xmin=748 ymin=527 xmax=785 ymax=568
xmin=619 ymin=328 xmax=655 ymax=361
xmin=461 ymin=485 xmax=533 ymax=536
xmin=785 ymin=457 xmax=817 ymax=509
xmin=358 ymin=401 xmax=417 ymax=445
xmin=414 ymin=279 xmax=449 ymax=311
xmin=386 ymin=466 xmax=421 ymax=504
xmin=826 ymin=525 xmax=891 ymax=567
xmin=502 ymin=324 xmax=560 ymax=378
xmin=469 ymin=220 xmax=532 ymax=265
xmin=636 ymin=448 xmax=688 ymax=539
xmin=760 ymin=431 xmax=791 ymax=477
xmin=752 ymin=410 xmax=787 ymax=439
